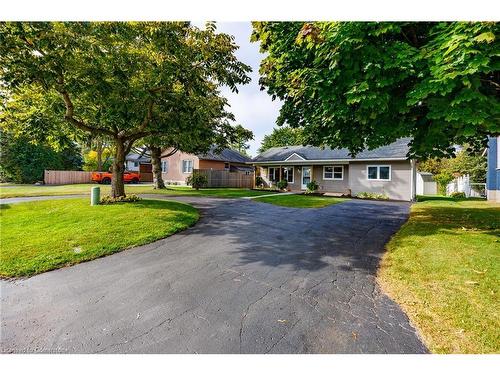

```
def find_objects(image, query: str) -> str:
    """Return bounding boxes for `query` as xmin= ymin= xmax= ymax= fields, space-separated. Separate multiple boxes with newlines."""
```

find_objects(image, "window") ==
xmin=283 ymin=167 xmax=294 ymax=183
xmin=268 ymin=167 xmax=293 ymax=183
xmin=161 ymin=160 xmax=168 ymax=173
xmin=182 ymin=160 xmax=193 ymax=173
xmin=224 ymin=162 xmax=230 ymax=170
xmin=367 ymin=165 xmax=391 ymax=181
xmin=133 ymin=161 xmax=139 ymax=167
xmin=268 ymin=167 xmax=278 ymax=182
xmin=323 ymin=166 xmax=343 ymax=180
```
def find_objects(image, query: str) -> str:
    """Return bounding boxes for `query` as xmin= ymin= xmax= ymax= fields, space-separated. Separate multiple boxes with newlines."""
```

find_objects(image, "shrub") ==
xmin=356 ymin=192 xmax=389 ymax=200
xmin=186 ymin=173 xmax=208 ymax=190
xmin=449 ymin=191 xmax=466 ymax=199
xmin=100 ymin=194 xmax=141 ymax=205
xmin=305 ymin=180 xmax=319 ymax=193
xmin=277 ymin=179 xmax=288 ymax=190
xmin=255 ymin=176 xmax=264 ymax=187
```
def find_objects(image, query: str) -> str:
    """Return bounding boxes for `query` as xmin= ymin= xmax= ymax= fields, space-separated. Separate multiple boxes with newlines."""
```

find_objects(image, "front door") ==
xmin=301 ymin=166 xmax=311 ymax=190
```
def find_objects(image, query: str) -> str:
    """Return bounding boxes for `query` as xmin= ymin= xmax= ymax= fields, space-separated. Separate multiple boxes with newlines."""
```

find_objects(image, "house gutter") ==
xmin=250 ymin=157 xmax=409 ymax=165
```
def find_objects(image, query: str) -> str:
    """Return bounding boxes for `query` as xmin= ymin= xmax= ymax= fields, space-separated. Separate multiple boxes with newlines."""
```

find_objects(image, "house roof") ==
xmin=126 ymin=153 xmax=151 ymax=163
xmin=197 ymin=146 xmax=251 ymax=164
xmin=252 ymin=138 xmax=411 ymax=163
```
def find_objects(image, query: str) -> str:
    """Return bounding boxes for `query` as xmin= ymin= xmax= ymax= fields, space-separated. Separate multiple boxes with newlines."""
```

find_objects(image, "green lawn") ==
xmin=253 ymin=194 xmax=348 ymax=208
xmin=0 ymin=184 xmax=276 ymax=199
xmin=0 ymin=198 xmax=199 ymax=278
xmin=378 ymin=198 xmax=500 ymax=353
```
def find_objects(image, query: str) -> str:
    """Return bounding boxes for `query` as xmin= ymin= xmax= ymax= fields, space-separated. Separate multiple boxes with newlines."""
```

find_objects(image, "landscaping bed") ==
xmin=378 ymin=197 xmax=500 ymax=353
xmin=0 ymin=198 xmax=199 ymax=278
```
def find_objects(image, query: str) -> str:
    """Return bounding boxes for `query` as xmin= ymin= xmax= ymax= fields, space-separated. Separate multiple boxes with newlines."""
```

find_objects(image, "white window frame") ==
xmin=283 ymin=167 xmax=294 ymax=183
xmin=268 ymin=167 xmax=278 ymax=182
xmin=161 ymin=160 xmax=168 ymax=173
xmin=182 ymin=160 xmax=193 ymax=174
xmin=367 ymin=165 xmax=391 ymax=181
xmin=323 ymin=165 xmax=344 ymax=180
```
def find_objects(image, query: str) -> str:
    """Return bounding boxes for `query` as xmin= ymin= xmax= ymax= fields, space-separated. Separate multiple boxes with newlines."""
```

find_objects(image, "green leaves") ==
xmin=0 ymin=22 xmax=251 ymax=149
xmin=252 ymin=22 xmax=500 ymax=158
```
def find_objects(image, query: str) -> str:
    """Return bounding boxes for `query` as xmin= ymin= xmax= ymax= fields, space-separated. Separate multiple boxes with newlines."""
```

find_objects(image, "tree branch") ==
xmin=55 ymin=78 xmax=114 ymax=136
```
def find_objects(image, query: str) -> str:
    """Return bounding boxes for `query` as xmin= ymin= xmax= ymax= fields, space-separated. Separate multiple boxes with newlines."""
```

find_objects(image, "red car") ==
xmin=91 ymin=171 xmax=140 ymax=184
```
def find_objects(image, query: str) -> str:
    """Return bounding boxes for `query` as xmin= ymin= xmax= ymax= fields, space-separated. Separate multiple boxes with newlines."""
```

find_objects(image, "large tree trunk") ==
xmin=111 ymin=139 xmax=126 ymax=198
xmin=150 ymin=145 xmax=166 ymax=189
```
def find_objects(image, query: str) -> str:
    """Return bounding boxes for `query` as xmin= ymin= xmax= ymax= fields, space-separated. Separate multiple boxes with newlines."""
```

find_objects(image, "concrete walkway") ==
xmin=0 ymin=194 xmax=86 ymax=205
xmin=1 ymin=195 xmax=426 ymax=353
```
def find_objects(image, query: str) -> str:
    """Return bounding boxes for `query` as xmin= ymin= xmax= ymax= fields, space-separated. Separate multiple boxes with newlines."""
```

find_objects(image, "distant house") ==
xmin=160 ymin=146 xmax=252 ymax=185
xmin=125 ymin=153 xmax=151 ymax=172
xmin=486 ymin=136 xmax=500 ymax=202
xmin=251 ymin=138 xmax=417 ymax=201
xmin=125 ymin=152 xmax=153 ymax=182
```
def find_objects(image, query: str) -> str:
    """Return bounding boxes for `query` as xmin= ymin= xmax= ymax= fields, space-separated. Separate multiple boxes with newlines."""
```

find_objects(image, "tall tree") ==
xmin=0 ymin=22 xmax=250 ymax=197
xmin=259 ymin=126 xmax=305 ymax=153
xmin=252 ymin=22 xmax=500 ymax=158
xmin=0 ymin=129 xmax=82 ymax=183
xmin=228 ymin=124 xmax=254 ymax=156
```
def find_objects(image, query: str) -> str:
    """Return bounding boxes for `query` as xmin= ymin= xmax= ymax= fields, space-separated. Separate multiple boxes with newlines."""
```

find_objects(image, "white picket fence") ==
xmin=446 ymin=174 xmax=486 ymax=198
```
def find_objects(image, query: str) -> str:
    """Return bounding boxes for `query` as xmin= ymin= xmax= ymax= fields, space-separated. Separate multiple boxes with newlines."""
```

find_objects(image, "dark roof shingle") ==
xmin=253 ymin=138 xmax=411 ymax=162
xmin=197 ymin=146 xmax=251 ymax=163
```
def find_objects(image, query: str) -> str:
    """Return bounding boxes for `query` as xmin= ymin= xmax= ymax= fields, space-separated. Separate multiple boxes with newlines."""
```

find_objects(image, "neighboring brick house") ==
xmin=160 ymin=146 xmax=252 ymax=185
xmin=252 ymin=138 xmax=417 ymax=201
xmin=486 ymin=136 xmax=500 ymax=202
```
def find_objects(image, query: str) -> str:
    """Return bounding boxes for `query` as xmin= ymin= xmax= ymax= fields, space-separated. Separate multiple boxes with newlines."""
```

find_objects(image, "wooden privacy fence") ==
xmin=44 ymin=170 xmax=93 ymax=185
xmin=194 ymin=169 xmax=254 ymax=188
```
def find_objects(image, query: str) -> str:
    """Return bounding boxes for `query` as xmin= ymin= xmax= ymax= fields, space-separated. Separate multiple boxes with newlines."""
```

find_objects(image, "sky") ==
xmin=197 ymin=22 xmax=282 ymax=156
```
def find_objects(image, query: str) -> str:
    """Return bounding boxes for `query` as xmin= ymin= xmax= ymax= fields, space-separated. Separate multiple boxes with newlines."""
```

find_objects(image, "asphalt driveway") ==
xmin=0 ymin=196 xmax=427 ymax=353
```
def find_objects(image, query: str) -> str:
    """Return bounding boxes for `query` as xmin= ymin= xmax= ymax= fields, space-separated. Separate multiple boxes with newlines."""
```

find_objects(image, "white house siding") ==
xmin=126 ymin=160 xmax=140 ymax=171
xmin=348 ymin=160 xmax=413 ymax=201
xmin=312 ymin=165 xmax=350 ymax=193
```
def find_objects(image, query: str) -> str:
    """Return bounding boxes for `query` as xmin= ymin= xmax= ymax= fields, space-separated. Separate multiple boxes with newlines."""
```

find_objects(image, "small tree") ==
xmin=186 ymin=173 xmax=208 ymax=190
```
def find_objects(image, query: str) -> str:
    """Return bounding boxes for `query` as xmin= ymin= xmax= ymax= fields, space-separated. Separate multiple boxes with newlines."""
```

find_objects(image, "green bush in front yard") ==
xmin=277 ymin=179 xmax=288 ymax=190
xmin=449 ymin=191 xmax=466 ymax=199
xmin=356 ymin=192 xmax=389 ymax=200
xmin=186 ymin=173 xmax=208 ymax=190
xmin=99 ymin=194 xmax=141 ymax=204
xmin=305 ymin=180 xmax=319 ymax=193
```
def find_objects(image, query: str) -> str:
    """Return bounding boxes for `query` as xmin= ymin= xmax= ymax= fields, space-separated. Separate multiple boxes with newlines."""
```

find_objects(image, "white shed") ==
xmin=416 ymin=171 xmax=438 ymax=195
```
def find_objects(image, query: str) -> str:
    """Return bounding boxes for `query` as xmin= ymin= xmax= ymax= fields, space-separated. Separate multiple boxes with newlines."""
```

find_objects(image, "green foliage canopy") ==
xmin=0 ymin=130 xmax=82 ymax=183
xmin=258 ymin=126 xmax=305 ymax=153
xmin=0 ymin=22 xmax=251 ymax=196
xmin=252 ymin=22 xmax=500 ymax=158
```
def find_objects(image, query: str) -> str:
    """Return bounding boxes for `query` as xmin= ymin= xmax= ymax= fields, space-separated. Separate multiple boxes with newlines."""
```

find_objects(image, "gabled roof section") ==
xmin=252 ymin=138 xmax=411 ymax=163
xmin=284 ymin=152 xmax=306 ymax=161
xmin=197 ymin=146 xmax=251 ymax=163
